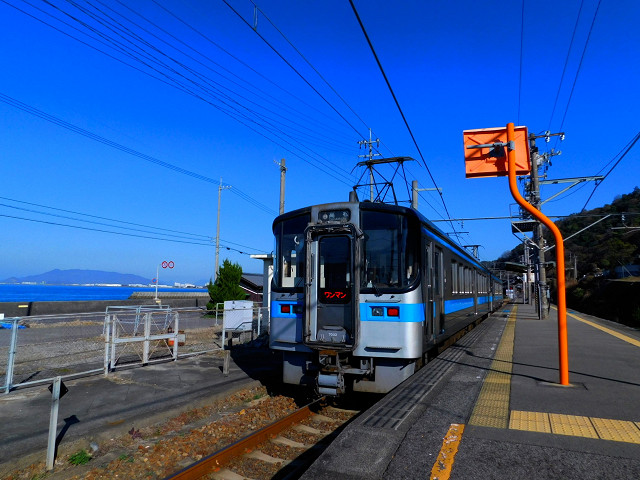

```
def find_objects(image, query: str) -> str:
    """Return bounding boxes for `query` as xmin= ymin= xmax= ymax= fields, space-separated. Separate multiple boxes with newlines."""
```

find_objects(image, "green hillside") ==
xmin=493 ymin=187 xmax=640 ymax=327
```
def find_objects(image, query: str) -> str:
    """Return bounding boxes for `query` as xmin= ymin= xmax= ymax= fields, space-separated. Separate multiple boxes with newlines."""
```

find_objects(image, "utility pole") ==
xmin=358 ymin=129 xmax=380 ymax=201
xmin=215 ymin=178 xmax=231 ymax=282
xmin=528 ymin=132 xmax=563 ymax=317
xmin=523 ymin=240 xmax=530 ymax=304
xmin=277 ymin=158 xmax=286 ymax=215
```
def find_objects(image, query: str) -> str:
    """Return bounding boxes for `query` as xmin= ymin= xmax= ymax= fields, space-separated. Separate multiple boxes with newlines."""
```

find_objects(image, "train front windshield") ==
xmin=273 ymin=209 xmax=419 ymax=293
xmin=361 ymin=210 xmax=419 ymax=291
xmin=273 ymin=213 xmax=309 ymax=290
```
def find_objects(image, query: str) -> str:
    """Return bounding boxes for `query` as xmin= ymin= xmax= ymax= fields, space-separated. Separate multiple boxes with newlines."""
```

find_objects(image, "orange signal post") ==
xmin=505 ymin=122 xmax=569 ymax=386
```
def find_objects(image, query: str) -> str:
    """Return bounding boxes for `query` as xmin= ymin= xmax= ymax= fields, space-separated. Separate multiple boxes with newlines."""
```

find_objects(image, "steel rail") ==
xmin=164 ymin=397 xmax=324 ymax=480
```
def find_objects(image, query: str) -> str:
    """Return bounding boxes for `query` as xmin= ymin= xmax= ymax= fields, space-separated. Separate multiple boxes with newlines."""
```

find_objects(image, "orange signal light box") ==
xmin=463 ymin=125 xmax=531 ymax=178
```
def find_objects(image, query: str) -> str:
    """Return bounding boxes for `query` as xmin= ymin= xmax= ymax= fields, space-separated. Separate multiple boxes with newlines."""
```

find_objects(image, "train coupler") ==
xmin=318 ymin=372 xmax=345 ymax=396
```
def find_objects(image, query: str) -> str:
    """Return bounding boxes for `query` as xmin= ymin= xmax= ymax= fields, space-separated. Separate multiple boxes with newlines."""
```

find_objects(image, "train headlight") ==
xmin=371 ymin=307 xmax=384 ymax=316
xmin=387 ymin=307 xmax=399 ymax=317
xmin=281 ymin=305 xmax=291 ymax=314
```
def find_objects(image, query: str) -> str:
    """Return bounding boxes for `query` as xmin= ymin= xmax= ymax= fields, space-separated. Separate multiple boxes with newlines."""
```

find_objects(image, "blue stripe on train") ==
xmin=360 ymin=303 xmax=425 ymax=322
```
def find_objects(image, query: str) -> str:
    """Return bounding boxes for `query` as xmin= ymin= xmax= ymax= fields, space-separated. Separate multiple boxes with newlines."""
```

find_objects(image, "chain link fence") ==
xmin=1 ymin=303 xmax=270 ymax=394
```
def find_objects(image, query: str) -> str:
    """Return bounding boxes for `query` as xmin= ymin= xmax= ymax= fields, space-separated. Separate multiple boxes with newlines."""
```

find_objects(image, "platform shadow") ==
xmin=444 ymin=347 xmax=640 ymax=387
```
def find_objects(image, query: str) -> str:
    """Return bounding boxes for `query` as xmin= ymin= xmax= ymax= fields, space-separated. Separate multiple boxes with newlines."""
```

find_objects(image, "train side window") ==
xmin=451 ymin=262 xmax=457 ymax=294
xmin=465 ymin=268 xmax=470 ymax=294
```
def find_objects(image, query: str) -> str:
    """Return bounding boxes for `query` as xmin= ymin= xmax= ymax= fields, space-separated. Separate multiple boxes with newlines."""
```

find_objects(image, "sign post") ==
xmin=154 ymin=261 xmax=175 ymax=303
xmin=463 ymin=123 xmax=569 ymax=386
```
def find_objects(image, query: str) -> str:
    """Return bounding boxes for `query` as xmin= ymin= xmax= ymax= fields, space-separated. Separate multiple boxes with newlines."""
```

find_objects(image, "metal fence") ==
xmin=1 ymin=304 xmax=269 ymax=394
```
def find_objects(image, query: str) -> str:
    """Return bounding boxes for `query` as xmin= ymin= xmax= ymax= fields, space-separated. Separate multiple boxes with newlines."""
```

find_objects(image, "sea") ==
xmin=0 ymin=284 xmax=206 ymax=303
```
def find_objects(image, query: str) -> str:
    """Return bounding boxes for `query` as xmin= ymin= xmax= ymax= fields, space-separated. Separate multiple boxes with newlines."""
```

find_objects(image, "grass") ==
xmin=68 ymin=449 xmax=92 ymax=466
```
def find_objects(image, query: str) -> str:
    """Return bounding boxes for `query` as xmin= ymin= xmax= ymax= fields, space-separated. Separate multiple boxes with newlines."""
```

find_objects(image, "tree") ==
xmin=207 ymin=259 xmax=247 ymax=310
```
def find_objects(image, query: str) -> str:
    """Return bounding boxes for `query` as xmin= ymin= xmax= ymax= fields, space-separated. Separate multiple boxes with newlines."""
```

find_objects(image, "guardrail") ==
xmin=1 ymin=304 xmax=270 ymax=394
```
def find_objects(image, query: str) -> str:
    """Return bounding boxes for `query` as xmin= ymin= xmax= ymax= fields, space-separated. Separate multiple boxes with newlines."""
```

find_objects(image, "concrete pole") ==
xmin=412 ymin=180 xmax=418 ymax=209
xmin=524 ymin=241 xmax=530 ymax=304
xmin=529 ymin=135 xmax=548 ymax=317
xmin=215 ymin=178 xmax=223 ymax=283
xmin=279 ymin=158 xmax=286 ymax=215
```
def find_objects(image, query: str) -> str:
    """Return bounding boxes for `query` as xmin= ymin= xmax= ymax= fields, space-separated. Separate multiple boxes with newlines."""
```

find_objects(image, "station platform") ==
xmin=303 ymin=302 xmax=640 ymax=480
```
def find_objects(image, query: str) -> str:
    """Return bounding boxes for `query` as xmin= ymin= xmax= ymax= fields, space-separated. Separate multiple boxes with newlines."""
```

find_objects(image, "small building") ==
xmin=240 ymin=273 xmax=264 ymax=303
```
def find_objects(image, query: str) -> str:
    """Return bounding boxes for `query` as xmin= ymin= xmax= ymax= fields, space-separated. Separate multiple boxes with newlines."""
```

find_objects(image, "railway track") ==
xmin=166 ymin=398 xmax=360 ymax=480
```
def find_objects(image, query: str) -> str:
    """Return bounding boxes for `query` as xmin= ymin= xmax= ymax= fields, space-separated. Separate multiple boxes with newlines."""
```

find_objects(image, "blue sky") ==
xmin=1 ymin=0 xmax=638 ymax=284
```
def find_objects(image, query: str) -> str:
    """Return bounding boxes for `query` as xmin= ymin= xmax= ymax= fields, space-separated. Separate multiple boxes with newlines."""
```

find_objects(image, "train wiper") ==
xmin=373 ymin=283 xmax=383 ymax=297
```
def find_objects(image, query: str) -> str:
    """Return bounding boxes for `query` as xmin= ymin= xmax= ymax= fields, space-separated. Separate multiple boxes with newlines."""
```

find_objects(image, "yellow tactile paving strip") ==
xmin=468 ymin=307 xmax=517 ymax=428
xmin=510 ymin=411 xmax=640 ymax=444
xmin=469 ymin=306 xmax=640 ymax=445
xmin=509 ymin=410 xmax=551 ymax=433
xmin=548 ymin=413 xmax=598 ymax=439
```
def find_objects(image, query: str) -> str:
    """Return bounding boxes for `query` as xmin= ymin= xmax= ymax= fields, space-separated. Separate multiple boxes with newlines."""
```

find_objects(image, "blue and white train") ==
xmin=269 ymin=194 xmax=503 ymax=395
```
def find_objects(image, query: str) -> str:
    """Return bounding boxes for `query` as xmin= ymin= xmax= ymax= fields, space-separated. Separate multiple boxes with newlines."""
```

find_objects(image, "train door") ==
xmin=305 ymin=232 xmax=354 ymax=347
xmin=432 ymin=245 xmax=445 ymax=335
xmin=423 ymin=240 xmax=433 ymax=341
xmin=434 ymin=247 xmax=445 ymax=334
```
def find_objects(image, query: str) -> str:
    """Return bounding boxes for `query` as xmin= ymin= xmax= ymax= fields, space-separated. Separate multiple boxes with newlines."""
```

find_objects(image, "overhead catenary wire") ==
xmin=347 ymin=0 xmax=459 ymax=241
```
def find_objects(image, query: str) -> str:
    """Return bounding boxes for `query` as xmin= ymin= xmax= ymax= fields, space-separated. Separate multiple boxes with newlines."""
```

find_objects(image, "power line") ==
xmin=65 ymin=0 xmax=357 ymax=165
xmin=347 ymin=0 xmax=458 ymax=240
xmin=547 ymin=0 xmax=584 ymax=131
xmin=250 ymin=0 xmax=373 ymax=135
xmin=556 ymin=0 xmax=602 ymax=136
xmin=0 ymin=200 xmax=210 ymax=241
xmin=148 ymin=0 xmax=355 ymax=144
xmin=6 ymin=1 xmax=358 ymax=187
xmin=221 ymin=0 xmax=366 ymax=141
xmin=0 ymin=92 xmax=279 ymax=214
xmin=0 ymin=213 xmax=267 ymax=255
xmin=0 ymin=196 xmax=271 ymax=253
xmin=87 ymin=0 xmax=357 ymax=156
xmin=581 ymin=130 xmax=640 ymax=211
xmin=517 ymin=0 xmax=525 ymax=125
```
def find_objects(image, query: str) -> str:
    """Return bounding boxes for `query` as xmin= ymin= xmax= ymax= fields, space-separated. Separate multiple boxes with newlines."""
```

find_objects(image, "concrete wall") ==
xmin=0 ymin=296 xmax=210 ymax=318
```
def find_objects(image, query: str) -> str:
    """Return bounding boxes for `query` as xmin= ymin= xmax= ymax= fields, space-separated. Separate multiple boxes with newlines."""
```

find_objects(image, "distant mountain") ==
xmin=1 ymin=269 xmax=152 ymax=285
